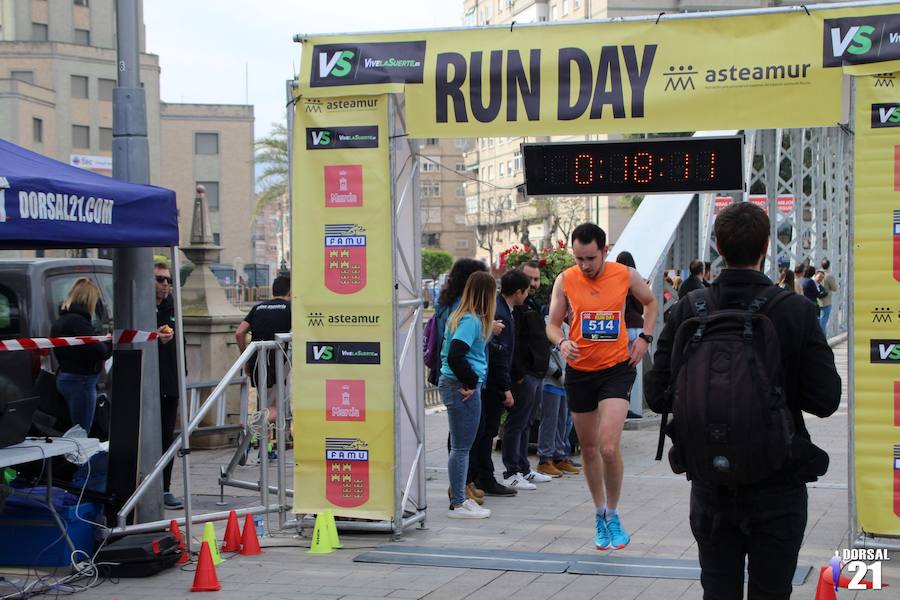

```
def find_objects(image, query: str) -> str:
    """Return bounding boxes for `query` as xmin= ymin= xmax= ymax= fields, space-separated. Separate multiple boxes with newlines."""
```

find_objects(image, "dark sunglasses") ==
xmin=155 ymin=275 xmax=173 ymax=284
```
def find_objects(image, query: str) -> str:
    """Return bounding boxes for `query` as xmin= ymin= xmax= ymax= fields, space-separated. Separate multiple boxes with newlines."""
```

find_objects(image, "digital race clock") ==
xmin=523 ymin=136 xmax=744 ymax=196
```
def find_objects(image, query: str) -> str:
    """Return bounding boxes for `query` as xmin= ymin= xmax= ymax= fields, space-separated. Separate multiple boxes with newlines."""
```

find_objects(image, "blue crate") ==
xmin=0 ymin=499 xmax=101 ymax=567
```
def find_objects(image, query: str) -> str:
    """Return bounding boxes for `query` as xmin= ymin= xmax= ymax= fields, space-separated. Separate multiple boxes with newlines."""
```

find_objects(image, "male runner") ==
xmin=546 ymin=223 xmax=658 ymax=550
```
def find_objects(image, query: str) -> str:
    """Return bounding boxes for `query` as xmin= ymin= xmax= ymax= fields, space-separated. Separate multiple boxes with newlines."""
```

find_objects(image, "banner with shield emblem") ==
xmin=293 ymin=95 xmax=395 ymax=520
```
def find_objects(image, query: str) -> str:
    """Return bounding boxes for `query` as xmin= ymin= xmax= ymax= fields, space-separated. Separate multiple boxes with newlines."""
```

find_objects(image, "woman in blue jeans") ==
xmin=51 ymin=278 xmax=110 ymax=432
xmin=438 ymin=271 xmax=495 ymax=519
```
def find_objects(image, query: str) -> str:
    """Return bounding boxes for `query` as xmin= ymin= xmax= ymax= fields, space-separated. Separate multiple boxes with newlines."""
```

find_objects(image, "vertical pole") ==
xmin=846 ymin=78 xmax=857 ymax=548
xmin=258 ymin=350 xmax=270 ymax=536
xmin=113 ymin=0 xmax=162 ymax=523
xmin=274 ymin=338 xmax=287 ymax=530
xmin=171 ymin=249 xmax=193 ymax=554
xmin=389 ymin=95 xmax=403 ymax=539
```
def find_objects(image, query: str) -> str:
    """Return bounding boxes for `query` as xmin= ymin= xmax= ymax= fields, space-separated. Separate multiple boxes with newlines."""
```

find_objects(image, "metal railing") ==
xmin=110 ymin=336 xmax=292 ymax=546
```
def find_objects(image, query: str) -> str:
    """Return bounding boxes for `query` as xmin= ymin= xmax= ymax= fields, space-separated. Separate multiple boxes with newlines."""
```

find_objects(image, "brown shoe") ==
xmin=554 ymin=459 xmax=581 ymax=474
xmin=467 ymin=482 xmax=485 ymax=499
xmin=466 ymin=484 xmax=485 ymax=505
xmin=536 ymin=461 xmax=563 ymax=478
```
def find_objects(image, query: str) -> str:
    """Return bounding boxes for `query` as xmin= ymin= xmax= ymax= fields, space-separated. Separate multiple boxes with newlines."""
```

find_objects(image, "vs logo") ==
xmin=309 ymin=129 xmax=331 ymax=147
xmin=870 ymin=339 xmax=900 ymax=363
xmin=871 ymin=103 xmax=900 ymax=128
xmin=823 ymin=14 xmax=900 ymax=67
xmin=310 ymin=344 xmax=334 ymax=362
xmin=318 ymin=50 xmax=356 ymax=78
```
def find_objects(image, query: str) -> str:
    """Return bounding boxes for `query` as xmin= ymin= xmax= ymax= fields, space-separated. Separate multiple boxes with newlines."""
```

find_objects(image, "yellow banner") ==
xmin=292 ymin=94 xmax=395 ymax=520
xmin=298 ymin=4 xmax=900 ymax=136
xmin=852 ymin=70 xmax=900 ymax=536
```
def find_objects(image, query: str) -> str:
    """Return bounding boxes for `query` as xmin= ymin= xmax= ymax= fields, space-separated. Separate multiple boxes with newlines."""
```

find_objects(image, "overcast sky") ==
xmin=143 ymin=0 xmax=462 ymax=139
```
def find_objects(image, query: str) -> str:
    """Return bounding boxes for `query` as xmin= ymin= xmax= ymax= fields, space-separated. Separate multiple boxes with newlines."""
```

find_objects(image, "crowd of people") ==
xmin=433 ymin=207 xmax=840 ymax=598
xmin=433 ymin=223 xmax=659 ymax=554
xmin=666 ymin=256 xmax=839 ymax=334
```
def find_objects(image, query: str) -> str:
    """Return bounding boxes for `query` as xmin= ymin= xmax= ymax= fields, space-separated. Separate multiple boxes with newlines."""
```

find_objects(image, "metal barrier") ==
xmin=423 ymin=383 xmax=441 ymax=408
xmin=186 ymin=375 xmax=249 ymax=433
xmin=109 ymin=335 xmax=292 ymax=549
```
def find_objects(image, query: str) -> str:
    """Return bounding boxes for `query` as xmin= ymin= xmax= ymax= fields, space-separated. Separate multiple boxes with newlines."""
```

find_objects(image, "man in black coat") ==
xmin=501 ymin=261 xmax=551 ymax=489
xmin=471 ymin=269 xmax=530 ymax=497
xmin=154 ymin=262 xmax=182 ymax=510
xmin=645 ymin=202 xmax=841 ymax=599
xmin=678 ymin=258 xmax=706 ymax=299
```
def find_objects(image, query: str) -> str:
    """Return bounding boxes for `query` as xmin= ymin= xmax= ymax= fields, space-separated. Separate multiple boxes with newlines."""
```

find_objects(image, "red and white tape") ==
xmin=0 ymin=328 xmax=159 ymax=352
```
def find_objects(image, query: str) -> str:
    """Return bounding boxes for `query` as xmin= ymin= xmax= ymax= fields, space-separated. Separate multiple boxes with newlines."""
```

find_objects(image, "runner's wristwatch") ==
xmin=638 ymin=332 xmax=653 ymax=343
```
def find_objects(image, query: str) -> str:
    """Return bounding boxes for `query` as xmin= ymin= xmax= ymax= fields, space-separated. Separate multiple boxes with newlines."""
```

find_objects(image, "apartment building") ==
xmin=459 ymin=0 xmax=845 ymax=266
xmin=417 ymin=137 xmax=476 ymax=259
xmin=0 ymin=0 xmax=256 ymax=271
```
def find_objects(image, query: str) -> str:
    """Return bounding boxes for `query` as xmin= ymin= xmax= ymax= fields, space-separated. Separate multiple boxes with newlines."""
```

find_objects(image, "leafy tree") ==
xmin=254 ymin=122 xmax=288 ymax=215
xmin=422 ymin=248 xmax=453 ymax=279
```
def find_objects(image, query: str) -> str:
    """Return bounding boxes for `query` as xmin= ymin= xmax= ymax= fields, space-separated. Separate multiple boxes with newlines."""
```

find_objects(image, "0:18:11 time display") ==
xmin=522 ymin=136 xmax=744 ymax=196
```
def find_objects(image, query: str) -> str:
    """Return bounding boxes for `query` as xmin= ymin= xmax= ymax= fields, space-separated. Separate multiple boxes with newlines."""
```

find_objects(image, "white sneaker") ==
xmin=447 ymin=498 xmax=491 ymax=519
xmin=525 ymin=470 xmax=552 ymax=483
xmin=502 ymin=473 xmax=537 ymax=490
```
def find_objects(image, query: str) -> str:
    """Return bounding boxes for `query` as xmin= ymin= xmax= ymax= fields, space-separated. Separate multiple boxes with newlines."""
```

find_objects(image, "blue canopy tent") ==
xmin=0 ymin=138 xmax=194 ymax=536
xmin=0 ymin=139 xmax=178 ymax=248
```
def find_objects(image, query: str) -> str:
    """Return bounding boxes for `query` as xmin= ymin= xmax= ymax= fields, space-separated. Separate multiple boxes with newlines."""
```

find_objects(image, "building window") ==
xmin=11 ymin=71 xmax=34 ymax=84
xmin=32 ymin=23 xmax=48 ymax=41
xmin=212 ymin=233 xmax=221 ymax=245
xmin=420 ymin=156 xmax=439 ymax=173
xmin=74 ymin=0 xmax=90 ymax=6
xmin=513 ymin=151 xmax=522 ymax=172
xmin=71 ymin=75 xmax=89 ymax=99
xmin=562 ymin=0 xmax=569 ymax=15
xmin=456 ymin=184 xmax=465 ymax=198
xmin=499 ymin=161 xmax=505 ymax=177
xmin=455 ymin=162 xmax=465 ymax=172
xmin=466 ymin=196 xmax=479 ymax=214
xmin=99 ymin=127 xmax=112 ymax=151
xmin=455 ymin=239 xmax=470 ymax=250
xmin=425 ymin=138 xmax=438 ymax=145
xmin=422 ymin=233 xmax=439 ymax=247
xmin=72 ymin=125 xmax=90 ymax=149
xmin=507 ymin=160 xmax=513 ymax=175
xmin=33 ymin=118 xmax=43 ymax=144
xmin=198 ymin=181 xmax=220 ymax=210
xmin=98 ymin=78 xmax=115 ymax=102
xmin=194 ymin=132 xmax=219 ymax=155
xmin=74 ymin=28 xmax=90 ymax=45
xmin=421 ymin=182 xmax=441 ymax=198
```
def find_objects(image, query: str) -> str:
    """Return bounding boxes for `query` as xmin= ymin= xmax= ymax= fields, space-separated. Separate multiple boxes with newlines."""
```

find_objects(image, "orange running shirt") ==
xmin=561 ymin=261 xmax=631 ymax=371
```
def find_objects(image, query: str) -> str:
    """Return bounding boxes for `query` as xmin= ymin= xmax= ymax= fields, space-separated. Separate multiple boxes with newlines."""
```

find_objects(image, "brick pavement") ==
xmin=8 ymin=340 xmax=897 ymax=599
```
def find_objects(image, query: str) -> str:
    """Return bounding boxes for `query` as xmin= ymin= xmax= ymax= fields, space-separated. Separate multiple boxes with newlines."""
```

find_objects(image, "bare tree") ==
xmin=472 ymin=192 xmax=505 ymax=267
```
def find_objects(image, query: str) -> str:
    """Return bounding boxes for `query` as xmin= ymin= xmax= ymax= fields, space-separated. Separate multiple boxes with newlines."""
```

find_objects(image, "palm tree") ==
xmin=254 ymin=122 xmax=288 ymax=215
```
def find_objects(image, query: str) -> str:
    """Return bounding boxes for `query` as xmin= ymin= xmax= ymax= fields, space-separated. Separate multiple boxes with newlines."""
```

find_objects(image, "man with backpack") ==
xmin=645 ymin=202 xmax=841 ymax=599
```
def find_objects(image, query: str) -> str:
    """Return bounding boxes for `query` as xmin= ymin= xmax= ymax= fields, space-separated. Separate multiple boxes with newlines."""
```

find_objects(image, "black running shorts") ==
xmin=564 ymin=361 xmax=636 ymax=413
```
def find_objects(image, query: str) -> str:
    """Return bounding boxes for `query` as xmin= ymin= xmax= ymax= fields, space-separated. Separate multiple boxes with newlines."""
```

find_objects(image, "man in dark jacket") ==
xmin=501 ymin=261 xmax=552 ymax=489
xmin=678 ymin=259 xmax=706 ymax=299
xmin=645 ymin=202 xmax=841 ymax=599
xmin=154 ymin=262 xmax=182 ymax=510
xmin=471 ymin=269 xmax=530 ymax=497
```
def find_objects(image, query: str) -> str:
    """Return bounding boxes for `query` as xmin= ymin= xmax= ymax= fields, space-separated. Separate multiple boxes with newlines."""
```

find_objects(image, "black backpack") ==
xmin=658 ymin=285 xmax=795 ymax=486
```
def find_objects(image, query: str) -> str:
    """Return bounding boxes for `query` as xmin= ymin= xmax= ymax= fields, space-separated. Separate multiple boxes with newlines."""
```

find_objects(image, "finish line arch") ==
xmin=288 ymin=1 xmax=900 ymax=547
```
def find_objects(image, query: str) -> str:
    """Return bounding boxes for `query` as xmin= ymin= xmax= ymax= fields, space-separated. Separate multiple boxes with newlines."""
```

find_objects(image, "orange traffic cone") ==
xmin=239 ymin=514 xmax=262 ymax=555
xmin=813 ymin=566 xmax=838 ymax=600
xmin=222 ymin=511 xmax=242 ymax=552
xmin=169 ymin=519 xmax=190 ymax=565
xmin=190 ymin=541 xmax=221 ymax=592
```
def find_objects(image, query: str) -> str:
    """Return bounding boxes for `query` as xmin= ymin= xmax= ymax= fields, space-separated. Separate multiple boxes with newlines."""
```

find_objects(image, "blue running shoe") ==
xmin=595 ymin=514 xmax=611 ymax=550
xmin=606 ymin=513 xmax=630 ymax=549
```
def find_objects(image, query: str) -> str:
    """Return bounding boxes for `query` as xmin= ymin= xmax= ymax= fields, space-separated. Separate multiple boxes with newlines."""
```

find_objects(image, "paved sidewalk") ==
xmin=8 ymin=341 xmax=897 ymax=599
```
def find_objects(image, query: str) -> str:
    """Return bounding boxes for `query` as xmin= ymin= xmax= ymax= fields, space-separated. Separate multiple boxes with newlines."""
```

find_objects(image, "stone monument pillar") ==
xmin=181 ymin=185 xmax=246 ymax=448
